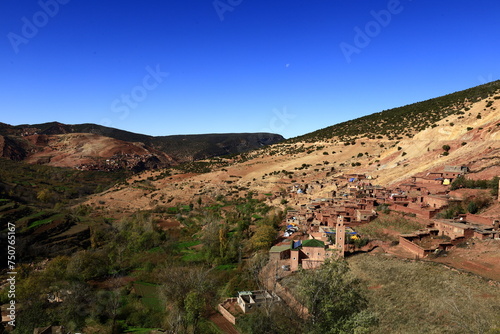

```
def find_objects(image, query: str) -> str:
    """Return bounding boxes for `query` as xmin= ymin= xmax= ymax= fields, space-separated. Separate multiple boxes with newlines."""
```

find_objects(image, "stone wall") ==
xmin=218 ymin=298 xmax=237 ymax=325
xmin=399 ymin=235 xmax=428 ymax=258
xmin=391 ymin=204 xmax=435 ymax=219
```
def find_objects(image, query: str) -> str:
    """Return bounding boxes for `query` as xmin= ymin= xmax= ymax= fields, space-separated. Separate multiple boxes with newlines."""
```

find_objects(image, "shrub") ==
xmin=467 ymin=201 xmax=478 ymax=214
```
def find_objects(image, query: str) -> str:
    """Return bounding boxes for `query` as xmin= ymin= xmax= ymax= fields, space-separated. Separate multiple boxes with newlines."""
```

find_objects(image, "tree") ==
xmin=467 ymin=201 xmax=478 ymax=214
xmin=185 ymin=291 xmax=204 ymax=326
xmin=201 ymin=215 xmax=225 ymax=263
xmin=490 ymin=176 xmax=499 ymax=197
xmin=157 ymin=264 xmax=215 ymax=333
xmin=66 ymin=250 xmax=110 ymax=281
xmin=237 ymin=303 xmax=305 ymax=334
xmin=249 ymin=224 xmax=276 ymax=251
xmin=297 ymin=258 xmax=377 ymax=334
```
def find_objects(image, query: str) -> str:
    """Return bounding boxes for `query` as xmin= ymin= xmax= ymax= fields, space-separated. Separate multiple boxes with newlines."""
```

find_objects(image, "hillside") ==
xmin=289 ymin=80 xmax=500 ymax=143
xmin=82 ymin=81 xmax=500 ymax=212
xmin=0 ymin=122 xmax=284 ymax=169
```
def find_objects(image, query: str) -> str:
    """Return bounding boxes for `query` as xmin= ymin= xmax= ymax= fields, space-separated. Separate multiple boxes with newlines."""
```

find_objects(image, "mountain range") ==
xmin=0 ymin=122 xmax=284 ymax=171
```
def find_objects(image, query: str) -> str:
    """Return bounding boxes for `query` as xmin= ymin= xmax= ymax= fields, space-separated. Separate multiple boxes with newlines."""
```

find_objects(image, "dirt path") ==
xmin=209 ymin=313 xmax=240 ymax=334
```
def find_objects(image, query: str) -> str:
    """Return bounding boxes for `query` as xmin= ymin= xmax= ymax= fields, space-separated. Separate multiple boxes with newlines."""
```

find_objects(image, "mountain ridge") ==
xmin=287 ymin=80 xmax=500 ymax=143
xmin=0 ymin=122 xmax=285 ymax=170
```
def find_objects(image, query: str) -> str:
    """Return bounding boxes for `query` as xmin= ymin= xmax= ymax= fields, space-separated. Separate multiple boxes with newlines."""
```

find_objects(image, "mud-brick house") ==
xmin=399 ymin=230 xmax=442 ymax=258
xmin=315 ymin=209 xmax=335 ymax=225
xmin=356 ymin=209 xmax=376 ymax=223
xmin=455 ymin=214 xmax=500 ymax=239
xmin=286 ymin=210 xmax=311 ymax=226
xmin=422 ymin=194 xmax=451 ymax=209
xmin=400 ymin=216 xmax=498 ymax=258
xmin=269 ymin=239 xmax=334 ymax=268
xmin=443 ymin=165 xmax=468 ymax=179
xmin=473 ymin=229 xmax=499 ymax=240
xmin=460 ymin=214 xmax=500 ymax=228
xmin=433 ymin=220 xmax=475 ymax=239
xmin=433 ymin=218 xmax=499 ymax=240
xmin=357 ymin=198 xmax=378 ymax=210
xmin=370 ymin=185 xmax=388 ymax=198
xmin=389 ymin=193 xmax=410 ymax=205
xmin=411 ymin=171 xmax=448 ymax=185
xmin=237 ymin=291 xmax=280 ymax=313
xmin=398 ymin=183 xmax=424 ymax=193
xmin=290 ymin=239 xmax=335 ymax=271
xmin=269 ymin=243 xmax=292 ymax=262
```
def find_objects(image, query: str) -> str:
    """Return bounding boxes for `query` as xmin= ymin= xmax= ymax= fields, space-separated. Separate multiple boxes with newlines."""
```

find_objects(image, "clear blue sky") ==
xmin=1 ymin=0 xmax=499 ymax=138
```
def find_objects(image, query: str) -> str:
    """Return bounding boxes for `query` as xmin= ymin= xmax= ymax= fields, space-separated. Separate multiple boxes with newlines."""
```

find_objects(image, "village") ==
xmin=270 ymin=165 xmax=499 ymax=263
xmin=74 ymin=153 xmax=164 ymax=172
xmin=218 ymin=165 xmax=500 ymax=325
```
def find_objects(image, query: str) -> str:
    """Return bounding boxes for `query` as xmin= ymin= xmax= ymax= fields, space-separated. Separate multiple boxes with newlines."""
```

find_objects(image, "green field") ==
xmin=133 ymin=282 xmax=162 ymax=311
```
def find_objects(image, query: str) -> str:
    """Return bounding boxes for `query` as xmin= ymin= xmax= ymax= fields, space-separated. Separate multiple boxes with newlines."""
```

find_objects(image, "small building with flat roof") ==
xmin=237 ymin=291 xmax=280 ymax=313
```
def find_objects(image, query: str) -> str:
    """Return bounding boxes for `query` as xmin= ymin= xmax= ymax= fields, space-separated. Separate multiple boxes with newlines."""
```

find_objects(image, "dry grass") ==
xmin=348 ymin=253 xmax=500 ymax=334
xmin=355 ymin=214 xmax=423 ymax=242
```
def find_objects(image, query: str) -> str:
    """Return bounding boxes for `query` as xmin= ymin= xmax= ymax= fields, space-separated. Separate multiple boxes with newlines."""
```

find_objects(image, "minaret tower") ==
xmin=336 ymin=215 xmax=345 ymax=257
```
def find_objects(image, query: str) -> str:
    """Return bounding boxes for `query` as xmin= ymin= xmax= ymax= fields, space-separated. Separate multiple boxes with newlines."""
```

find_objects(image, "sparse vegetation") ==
xmin=451 ymin=175 xmax=499 ymax=198
xmin=355 ymin=215 xmax=422 ymax=242
xmin=286 ymin=80 xmax=500 ymax=143
xmin=349 ymin=254 xmax=500 ymax=334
